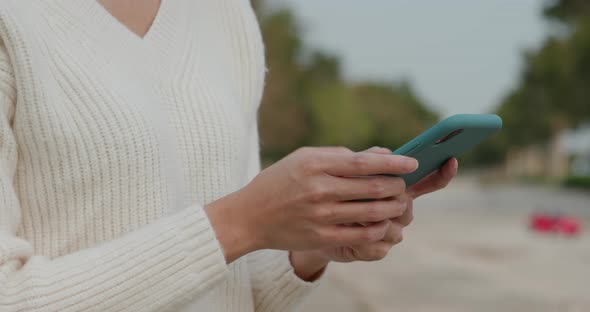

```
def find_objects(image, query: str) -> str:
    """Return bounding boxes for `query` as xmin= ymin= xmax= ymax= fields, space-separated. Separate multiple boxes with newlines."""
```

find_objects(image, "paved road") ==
xmin=304 ymin=177 xmax=590 ymax=312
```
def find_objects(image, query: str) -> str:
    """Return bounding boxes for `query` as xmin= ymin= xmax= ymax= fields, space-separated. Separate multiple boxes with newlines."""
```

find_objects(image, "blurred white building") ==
xmin=561 ymin=124 xmax=590 ymax=177
xmin=505 ymin=124 xmax=590 ymax=178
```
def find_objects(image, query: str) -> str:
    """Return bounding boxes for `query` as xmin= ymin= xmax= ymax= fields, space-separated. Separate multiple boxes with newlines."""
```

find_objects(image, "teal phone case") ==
xmin=389 ymin=114 xmax=502 ymax=187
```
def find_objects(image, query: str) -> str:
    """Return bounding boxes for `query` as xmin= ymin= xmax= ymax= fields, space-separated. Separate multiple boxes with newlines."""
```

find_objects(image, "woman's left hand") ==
xmin=290 ymin=147 xmax=458 ymax=280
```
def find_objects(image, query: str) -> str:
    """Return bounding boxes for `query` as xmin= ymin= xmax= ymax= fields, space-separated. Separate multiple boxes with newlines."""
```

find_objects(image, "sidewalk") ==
xmin=304 ymin=178 xmax=590 ymax=312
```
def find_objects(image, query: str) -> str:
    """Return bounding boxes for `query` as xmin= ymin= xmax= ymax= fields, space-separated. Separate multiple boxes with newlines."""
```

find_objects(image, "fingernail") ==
xmin=398 ymin=201 xmax=408 ymax=215
xmin=403 ymin=158 xmax=419 ymax=171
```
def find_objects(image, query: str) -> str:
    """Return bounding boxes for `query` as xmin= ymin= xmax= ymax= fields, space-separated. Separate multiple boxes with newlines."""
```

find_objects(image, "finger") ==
xmin=314 ymin=175 xmax=406 ymax=202
xmin=393 ymin=194 xmax=414 ymax=227
xmin=350 ymin=241 xmax=395 ymax=262
xmin=316 ymin=197 xmax=407 ymax=224
xmin=318 ymin=152 xmax=418 ymax=177
xmin=319 ymin=220 xmax=391 ymax=246
xmin=381 ymin=220 xmax=404 ymax=244
xmin=362 ymin=146 xmax=392 ymax=154
xmin=407 ymin=157 xmax=458 ymax=198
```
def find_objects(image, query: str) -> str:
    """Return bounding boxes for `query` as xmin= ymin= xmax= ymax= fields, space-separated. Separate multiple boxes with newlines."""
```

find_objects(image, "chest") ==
xmin=9 ymin=0 xmax=264 ymax=206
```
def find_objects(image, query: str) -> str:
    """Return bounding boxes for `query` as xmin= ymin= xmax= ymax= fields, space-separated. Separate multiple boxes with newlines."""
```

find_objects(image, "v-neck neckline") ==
xmin=83 ymin=0 xmax=171 ymax=45
xmin=94 ymin=0 xmax=163 ymax=41
xmin=66 ymin=0 xmax=184 ymax=51
xmin=63 ymin=0 xmax=189 ymax=77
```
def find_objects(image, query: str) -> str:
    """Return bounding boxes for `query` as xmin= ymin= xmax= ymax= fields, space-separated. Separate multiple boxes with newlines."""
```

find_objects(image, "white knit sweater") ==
xmin=0 ymin=0 xmax=319 ymax=311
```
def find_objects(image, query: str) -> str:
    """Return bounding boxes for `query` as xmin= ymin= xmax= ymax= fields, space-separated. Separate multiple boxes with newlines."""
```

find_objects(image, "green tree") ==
xmin=256 ymin=8 xmax=310 ymax=160
xmin=254 ymin=1 xmax=438 ymax=162
xmin=492 ymin=0 xmax=590 ymax=162
xmin=352 ymin=82 xmax=437 ymax=150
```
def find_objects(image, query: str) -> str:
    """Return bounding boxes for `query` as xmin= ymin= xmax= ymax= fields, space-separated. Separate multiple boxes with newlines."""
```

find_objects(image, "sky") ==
xmin=270 ymin=0 xmax=549 ymax=117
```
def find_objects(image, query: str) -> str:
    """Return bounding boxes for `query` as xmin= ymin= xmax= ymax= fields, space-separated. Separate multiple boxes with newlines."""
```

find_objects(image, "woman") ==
xmin=0 ymin=0 xmax=457 ymax=311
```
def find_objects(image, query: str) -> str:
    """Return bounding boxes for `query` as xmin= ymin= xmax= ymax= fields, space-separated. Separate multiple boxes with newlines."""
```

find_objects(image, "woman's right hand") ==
xmin=205 ymin=146 xmax=418 ymax=263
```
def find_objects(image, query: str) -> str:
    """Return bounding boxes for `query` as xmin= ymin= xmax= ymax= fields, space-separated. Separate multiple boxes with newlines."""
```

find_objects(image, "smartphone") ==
xmin=388 ymin=114 xmax=502 ymax=187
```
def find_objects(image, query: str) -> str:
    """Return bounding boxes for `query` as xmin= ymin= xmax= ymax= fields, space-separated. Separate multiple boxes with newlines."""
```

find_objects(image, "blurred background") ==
xmin=252 ymin=0 xmax=590 ymax=311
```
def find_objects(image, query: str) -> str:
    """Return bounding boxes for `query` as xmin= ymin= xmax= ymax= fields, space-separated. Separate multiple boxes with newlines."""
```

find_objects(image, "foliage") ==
xmin=351 ymin=83 xmax=437 ymax=149
xmin=487 ymin=0 xmax=590 ymax=164
xmin=253 ymin=2 xmax=438 ymax=162
xmin=563 ymin=175 xmax=590 ymax=189
xmin=255 ymin=0 xmax=590 ymax=167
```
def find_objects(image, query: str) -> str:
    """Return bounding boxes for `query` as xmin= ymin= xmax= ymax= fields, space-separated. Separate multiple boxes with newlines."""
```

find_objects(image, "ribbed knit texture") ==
xmin=0 ymin=0 xmax=319 ymax=311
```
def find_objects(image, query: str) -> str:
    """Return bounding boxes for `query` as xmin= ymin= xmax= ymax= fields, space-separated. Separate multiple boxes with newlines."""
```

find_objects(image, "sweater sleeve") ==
xmin=244 ymin=117 xmax=322 ymax=312
xmin=0 ymin=42 xmax=229 ymax=312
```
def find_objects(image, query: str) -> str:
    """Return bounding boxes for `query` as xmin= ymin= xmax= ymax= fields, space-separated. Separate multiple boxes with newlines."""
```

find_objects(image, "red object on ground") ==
xmin=529 ymin=213 xmax=582 ymax=236
xmin=555 ymin=216 xmax=581 ymax=236
xmin=530 ymin=214 xmax=558 ymax=233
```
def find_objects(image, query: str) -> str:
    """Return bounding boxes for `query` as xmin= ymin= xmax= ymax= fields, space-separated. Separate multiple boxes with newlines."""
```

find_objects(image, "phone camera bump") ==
xmin=435 ymin=129 xmax=464 ymax=145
